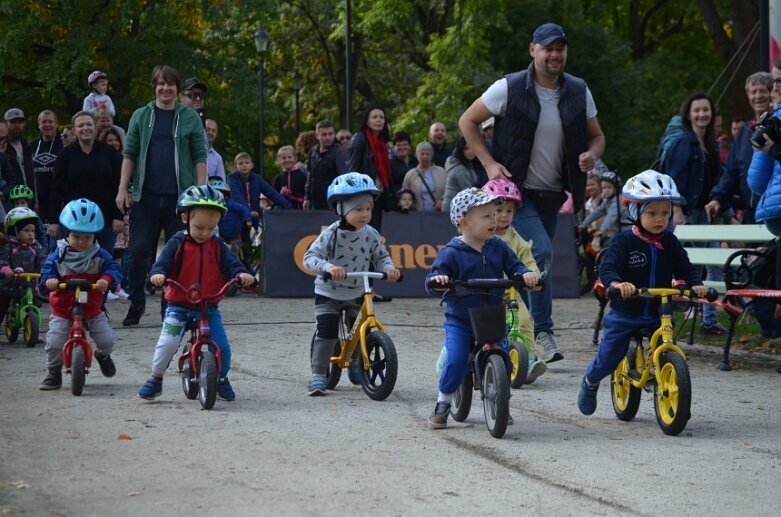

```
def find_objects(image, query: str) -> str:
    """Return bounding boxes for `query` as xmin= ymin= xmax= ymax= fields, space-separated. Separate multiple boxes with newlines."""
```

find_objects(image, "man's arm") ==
xmin=580 ymin=117 xmax=606 ymax=172
xmin=459 ymin=98 xmax=511 ymax=180
xmin=116 ymin=158 xmax=135 ymax=212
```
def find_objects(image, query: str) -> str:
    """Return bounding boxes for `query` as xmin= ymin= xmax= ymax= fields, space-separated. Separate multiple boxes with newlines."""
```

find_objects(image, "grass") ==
xmin=672 ymin=306 xmax=781 ymax=356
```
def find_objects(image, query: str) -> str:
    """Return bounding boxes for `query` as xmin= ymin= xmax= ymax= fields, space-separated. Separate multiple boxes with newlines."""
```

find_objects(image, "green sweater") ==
xmin=123 ymin=101 xmax=207 ymax=201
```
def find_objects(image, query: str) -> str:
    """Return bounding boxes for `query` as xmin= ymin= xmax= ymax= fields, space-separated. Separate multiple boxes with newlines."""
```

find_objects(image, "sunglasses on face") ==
xmin=184 ymin=91 xmax=205 ymax=100
xmin=339 ymin=135 xmax=352 ymax=141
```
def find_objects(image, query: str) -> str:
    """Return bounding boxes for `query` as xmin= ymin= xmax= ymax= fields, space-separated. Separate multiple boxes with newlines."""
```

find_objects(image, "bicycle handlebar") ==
xmin=56 ymin=279 xmax=98 ymax=291
xmin=322 ymin=271 xmax=404 ymax=282
xmin=164 ymin=278 xmax=239 ymax=304
xmin=427 ymin=272 xmax=546 ymax=293
xmin=607 ymin=285 xmax=718 ymax=303
xmin=9 ymin=272 xmax=41 ymax=281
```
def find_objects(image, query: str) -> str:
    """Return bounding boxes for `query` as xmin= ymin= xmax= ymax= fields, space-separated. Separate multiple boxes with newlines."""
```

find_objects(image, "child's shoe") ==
xmin=577 ymin=377 xmax=599 ymax=415
xmin=38 ymin=368 xmax=62 ymax=390
xmin=428 ymin=401 xmax=451 ymax=429
xmin=701 ymin=322 xmax=725 ymax=336
xmin=348 ymin=358 xmax=362 ymax=385
xmin=308 ymin=375 xmax=326 ymax=396
xmin=138 ymin=377 xmax=163 ymax=399
xmin=217 ymin=378 xmax=236 ymax=401
xmin=95 ymin=351 xmax=116 ymax=378
xmin=525 ymin=358 xmax=547 ymax=384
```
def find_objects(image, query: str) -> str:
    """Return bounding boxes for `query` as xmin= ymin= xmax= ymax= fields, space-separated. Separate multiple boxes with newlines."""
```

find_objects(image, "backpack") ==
xmin=651 ymin=115 xmax=684 ymax=171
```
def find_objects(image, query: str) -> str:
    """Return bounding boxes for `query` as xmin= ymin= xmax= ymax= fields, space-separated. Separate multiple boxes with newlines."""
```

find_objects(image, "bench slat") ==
xmin=673 ymin=224 xmax=774 ymax=242
xmin=682 ymin=248 xmax=738 ymax=267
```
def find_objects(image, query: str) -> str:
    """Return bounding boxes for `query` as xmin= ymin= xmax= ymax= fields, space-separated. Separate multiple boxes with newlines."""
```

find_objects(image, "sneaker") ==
xmin=308 ymin=376 xmax=326 ymax=396
xmin=701 ymin=322 xmax=725 ymax=336
xmin=138 ymin=377 xmax=163 ymax=399
xmin=525 ymin=359 xmax=547 ymax=384
xmin=115 ymin=288 xmax=130 ymax=300
xmin=348 ymin=358 xmax=362 ymax=385
xmin=38 ymin=369 xmax=62 ymax=390
xmin=536 ymin=332 xmax=564 ymax=363
xmin=106 ymin=291 xmax=120 ymax=301
xmin=95 ymin=352 xmax=116 ymax=378
xmin=217 ymin=378 xmax=236 ymax=401
xmin=577 ymin=377 xmax=599 ymax=415
xmin=123 ymin=303 xmax=145 ymax=327
xmin=428 ymin=401 xmax=451 ymax=429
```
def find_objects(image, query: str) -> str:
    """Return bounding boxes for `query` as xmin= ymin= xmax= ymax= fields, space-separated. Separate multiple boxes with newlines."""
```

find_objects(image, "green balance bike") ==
xmin=5 ymin=272 xmax=42 ymax=347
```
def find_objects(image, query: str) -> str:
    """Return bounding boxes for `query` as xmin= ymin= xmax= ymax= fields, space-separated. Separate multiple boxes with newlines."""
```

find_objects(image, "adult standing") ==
xmin=705 ymin=72 xmax=773 ymax=225
xmin=459 ymin=22 xmax=605 ymax=362
xmin=3 ymin=108 xmax=35 ymax=193
xmin=663 ymin=92 xmax=725 ymax=335
xmin=30 ymin=110 xmax=63 ymax=223
xmin=0 ymin=122 xmax=15 ymax=211
xmin=303 ymin=120 xmax=348 ymax=210
xmin=116 ymin=65 xmax=207 ymax=326
xmin=390 ymin=132 xmax=417 ymax=191
xmin=179 ymin=77 xmax=208 ymax=127
xmin=49 ymin=111 xmax=123 ymax=251
xmin=442 ymin=136 xmax=488 ymax=211
xmin=348 ymin=105 xmax=395 ymax=229
xmin=401 ymin=142 xmax=447 ymax=211
xmin=205 ymin=119 xmax=226 ymax=181
xmin=428 ymin=122 xmax=450 ymax=167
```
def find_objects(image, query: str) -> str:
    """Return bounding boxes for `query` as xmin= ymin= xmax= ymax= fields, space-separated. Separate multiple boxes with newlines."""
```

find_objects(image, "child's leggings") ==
xmin=311 ymin=295 xmax=359 ymax=375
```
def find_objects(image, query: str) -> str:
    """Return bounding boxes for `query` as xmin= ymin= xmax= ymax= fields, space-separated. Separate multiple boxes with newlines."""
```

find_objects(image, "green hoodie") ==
xmin=123 ymin=101 xmax=207 ymax=201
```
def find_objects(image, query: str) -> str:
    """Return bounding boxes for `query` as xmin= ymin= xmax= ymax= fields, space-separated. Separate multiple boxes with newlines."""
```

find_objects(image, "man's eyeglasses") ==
xmin=183 ymin=91 xmax=205 ymax=100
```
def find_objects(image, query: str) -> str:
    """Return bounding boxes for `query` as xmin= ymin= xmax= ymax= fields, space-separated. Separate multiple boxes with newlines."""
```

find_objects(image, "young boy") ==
xmin=39 ymin=199 xmax=122 ymax=390
xmin=8 ymin=185 xmax=48 ymax=249
xmin=303 ymin=173 xmax=401 ymax=396
xmin=578 ymin=171 xmax=632 ymax=248
xmin=208 ymin=177 xmax=252 ymax=248
xmin=0 ymin=207 xmax=47 ymax=320
xmin=577 ymin=170 xmax=707 ymax=415
xmin=138 ymin=185 xmax=255 ymax=401
xmin=483 ymin=179 xmax=548 ymax=379
xmin=227 ymin=152 xmax=292 ymax=231
xmin=426 ymin=188 xmax=539 ymax=429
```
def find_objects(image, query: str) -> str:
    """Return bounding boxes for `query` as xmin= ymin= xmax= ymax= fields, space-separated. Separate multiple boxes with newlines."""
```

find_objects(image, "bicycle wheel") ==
xmin=483 ymin=354 xmax=510 ymax=438
xmin=180 ymin=346 xmax=198 ymax=400
xmin=198 ymin=349 xmax=218 ymax=410
xmin=360 ymin=332 xmax=397 ymax=401
xmin=451 ymin=373 xmax=473 ymax=422
xmin=611 ymin=344 xmax=641 ymax=421
xmin=654 ymin=352 xmax=691 ymax=436
xmin=71 ymin=346 xmax=85 ymax=396
xmin=6 ymin=313 xmax=18 ymax=343
xmin=508 ymin=342 xmax=529 ymax=389
xmin=23 ymin=311 xmax=39 ymax=348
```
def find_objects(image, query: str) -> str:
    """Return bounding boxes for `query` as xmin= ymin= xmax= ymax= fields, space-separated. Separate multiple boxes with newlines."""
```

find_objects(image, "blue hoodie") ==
xmin=425 ymin=236 xmax=530 ymax=325
xmin=747 ymin=106 xmax=781 ymax=223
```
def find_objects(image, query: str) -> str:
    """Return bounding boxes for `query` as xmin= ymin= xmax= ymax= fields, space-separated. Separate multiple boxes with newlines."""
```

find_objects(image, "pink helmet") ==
xmin=483 ymin=179 xmax=521 ymax=204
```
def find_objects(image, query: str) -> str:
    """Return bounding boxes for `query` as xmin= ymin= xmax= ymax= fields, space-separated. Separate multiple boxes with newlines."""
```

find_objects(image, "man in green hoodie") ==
xmin=116 ymin=64 xmax=207 ymax=326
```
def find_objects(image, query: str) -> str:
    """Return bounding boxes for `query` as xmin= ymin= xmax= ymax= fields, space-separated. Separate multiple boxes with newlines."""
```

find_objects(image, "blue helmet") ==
xmin=59 ymin=198 xmax=105 ymax=233
xmin=326 ymin=172 xmax=380 ymax=209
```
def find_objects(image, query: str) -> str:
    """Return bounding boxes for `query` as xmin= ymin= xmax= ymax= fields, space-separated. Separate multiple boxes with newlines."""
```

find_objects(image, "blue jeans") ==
xmin=584 ymin=310 xmax=659 ymax=384
xmin=511 ymin=198 xmax=558 ymax=335
xmin=127 ymin=195 xmax=183 ymax=307
xmin=684 ymin=209 xmax=720 ymax=327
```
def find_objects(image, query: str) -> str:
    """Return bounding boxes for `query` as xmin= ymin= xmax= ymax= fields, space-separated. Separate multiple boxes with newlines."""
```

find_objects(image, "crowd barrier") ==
xmin=261 ymin=211 xmax=580 ymax=298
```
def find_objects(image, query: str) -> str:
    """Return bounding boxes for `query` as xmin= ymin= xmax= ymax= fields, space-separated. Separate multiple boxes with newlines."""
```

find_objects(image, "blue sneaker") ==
xmin=577 ymin=377 xmax=599 ymax=415
xmin=308 ymin=376 xmax=326 ymax=396
xmin=139 ymin=377 xmax=163 ymax=400
xmin=348 ymin=358 xmax=362 ymax=385
xmin=217 ymin=378 xmax=236 ymax=401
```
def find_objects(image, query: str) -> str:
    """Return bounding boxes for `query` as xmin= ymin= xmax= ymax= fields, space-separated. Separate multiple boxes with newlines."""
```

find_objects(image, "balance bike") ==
xmin=4 ymin=272 xmax=42 ymax=347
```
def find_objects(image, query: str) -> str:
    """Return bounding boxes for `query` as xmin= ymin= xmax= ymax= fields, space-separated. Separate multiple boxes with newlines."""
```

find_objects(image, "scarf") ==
xmin=365 ymin=130 xmax=392 ymax=190
xmin=57 ymin=239 xmax=101 ymax=273
xmin=631 ymin=225 xmax=664 ymax=250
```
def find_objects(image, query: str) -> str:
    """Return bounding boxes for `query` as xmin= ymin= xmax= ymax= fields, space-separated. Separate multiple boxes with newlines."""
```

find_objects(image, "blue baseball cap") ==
xmin=532 ymin=23 xmax=567 ymax=46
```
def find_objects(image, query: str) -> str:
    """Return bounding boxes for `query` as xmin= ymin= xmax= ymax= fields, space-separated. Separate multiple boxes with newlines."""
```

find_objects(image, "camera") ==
xmin=750 ymin=111 xmax=781 ymax=149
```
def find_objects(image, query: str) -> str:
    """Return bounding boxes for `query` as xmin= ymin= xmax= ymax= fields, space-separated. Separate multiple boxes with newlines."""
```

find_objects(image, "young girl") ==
xmin=578 ymin=170 xmax=706 ymax=415
xmin=273 ymin=145 xmax=307 ymax=209
xmin=397 ymin=189 xmax=416 ymax=213
xmin=82 ymin=71 xmax=116 ymax=116
xmin=578 ymin=171 xmax=631 ymax=248
xmin=0 ymin=208 xmax=47 ymax=322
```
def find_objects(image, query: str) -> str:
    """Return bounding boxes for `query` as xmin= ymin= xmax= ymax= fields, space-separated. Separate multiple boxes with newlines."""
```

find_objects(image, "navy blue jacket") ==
xmin=227 ymin=171 xmax=292 ymax=213
xmin=663 ymin=127 xmax=720 ymax=212
xmin=425 ymin=236 xmax=531 ymax=324
xmin=599 ymin=229 xmax=702 ymax=318
xmin=219 ymin=199 xmax=252 ymax=239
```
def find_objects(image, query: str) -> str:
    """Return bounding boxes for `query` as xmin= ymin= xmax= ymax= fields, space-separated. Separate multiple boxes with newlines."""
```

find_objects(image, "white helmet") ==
xmin=622 ymin=170 xmax=682 ymax=205
xmin=449 ymin=187 xmax=502 ymax=227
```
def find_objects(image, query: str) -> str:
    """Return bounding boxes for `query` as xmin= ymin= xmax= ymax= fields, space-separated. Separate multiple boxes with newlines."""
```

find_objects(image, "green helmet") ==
xmin=9 ymin=185 xmax=34 ymax=202
xmin=176 ymin=185 xmax=227 ymax=215
xmin=4 ymin=207 xmax=39 ymax=234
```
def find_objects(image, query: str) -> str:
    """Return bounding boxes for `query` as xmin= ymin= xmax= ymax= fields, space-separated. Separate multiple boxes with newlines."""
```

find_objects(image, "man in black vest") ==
xmin=459 ymin=22 xmax=605 ymax=363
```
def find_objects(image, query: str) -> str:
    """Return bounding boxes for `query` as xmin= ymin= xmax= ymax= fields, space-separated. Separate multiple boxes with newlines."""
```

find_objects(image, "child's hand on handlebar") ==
xmin=522 ymin=271 xmax=540 ymax=290
xmin=150 ymin=274 xmax=166 ymax=287
xmin=237 ymin=272 xmax=255 ymax=287
xmin=428 ymin=275 xmax=449 ymax=287
xmin=95 ymin=279 xmax=109 ymax=293
xmin=45 ymin=278 xmax=59 ymax=290
xmin=327 ymin=265 xmax=346 ymax=280
xmin=692 ymin=285 xmax=707 ymax=298
xmin=611 ymin=281 xmax=637 ymax=298
xmin=384 ymin=267 xmax=401 ymax=282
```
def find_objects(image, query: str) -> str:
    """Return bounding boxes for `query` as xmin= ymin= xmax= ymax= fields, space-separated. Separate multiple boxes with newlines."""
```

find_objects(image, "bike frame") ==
xmin=6 ymin=273 xmax=42 ymax=327
xmin=331 ymin=273 xmax=387 ymax=371
xmin=61 ymin=282 xmax=96 ymax=371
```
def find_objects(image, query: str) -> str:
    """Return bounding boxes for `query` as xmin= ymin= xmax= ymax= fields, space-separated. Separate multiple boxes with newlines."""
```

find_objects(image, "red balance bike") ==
xmin=59 ymin=279 xmax=102 ymax=396
xmin=166 ymin=278 xmax=238 ymax=410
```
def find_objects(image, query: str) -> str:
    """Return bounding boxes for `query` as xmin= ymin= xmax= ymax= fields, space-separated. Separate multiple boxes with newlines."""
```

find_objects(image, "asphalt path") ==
xmin=1 ymin=294 xmax=780 ymax=516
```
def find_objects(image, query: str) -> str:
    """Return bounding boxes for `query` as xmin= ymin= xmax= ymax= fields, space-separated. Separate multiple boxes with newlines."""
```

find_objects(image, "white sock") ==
xmin=437 ymin=391 xmax=453 ymax=403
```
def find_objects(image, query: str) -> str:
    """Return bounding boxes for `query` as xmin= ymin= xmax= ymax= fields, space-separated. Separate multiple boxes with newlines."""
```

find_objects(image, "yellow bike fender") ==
xmin=653 ymin=342 xmax=686 ymax=364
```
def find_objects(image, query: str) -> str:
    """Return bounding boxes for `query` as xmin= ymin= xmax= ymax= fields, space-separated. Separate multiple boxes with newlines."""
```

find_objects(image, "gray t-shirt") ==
xmin=482 ymin=77 xmax=597 ymax=191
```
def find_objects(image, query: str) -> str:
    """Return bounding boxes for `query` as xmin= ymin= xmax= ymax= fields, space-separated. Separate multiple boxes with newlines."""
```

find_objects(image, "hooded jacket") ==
xmin=747 ymin=108 xmax=781 ymax=223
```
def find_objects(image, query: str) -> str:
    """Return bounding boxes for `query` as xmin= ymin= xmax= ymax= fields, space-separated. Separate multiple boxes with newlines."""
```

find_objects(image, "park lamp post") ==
xmin=293 ymin=70 xmax=302 ymax=136
xmin=254 ymin=27 xmax=269 ymax=176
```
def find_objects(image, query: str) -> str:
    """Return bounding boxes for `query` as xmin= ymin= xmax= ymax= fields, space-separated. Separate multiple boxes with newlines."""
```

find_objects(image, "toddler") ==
xmin=208 ymin=177 xmax=252 ymax=249
xmin=0 ymin=208 xmax=47 ymax=320
xmin=138 ymin=185 xmax=254 ymax=401
xmin=578 ymin=171 xmax=631 ymax=247
xmin=303 ymin=173 xmax=400 ymax=396
xmin=82 ymin=71 xmax=116 ymax=116
xmin=397 ymin=189 xmax=416 ymax=213
xmin=39 ymin=199 xmax=122 ymax=390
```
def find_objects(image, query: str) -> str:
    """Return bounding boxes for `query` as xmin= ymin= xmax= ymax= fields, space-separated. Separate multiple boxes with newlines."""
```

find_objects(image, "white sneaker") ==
xmin=106 ymin=291 xmax=119 ymax=301
xmin=536 ymin=332 xmax=564 ymax=363
xmin=115 ymin=288 xmax=129 ymax=300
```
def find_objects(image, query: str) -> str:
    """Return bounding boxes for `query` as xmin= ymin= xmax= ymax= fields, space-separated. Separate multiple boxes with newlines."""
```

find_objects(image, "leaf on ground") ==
xmin=117 ymin=433 xmax=132 ymax=440
xmin=9 ymin=480 xmax=30 ymax=489
xmin=127 ymin=491 xmax=141 ymax=497
xmin=67 ymin=431 xmax=80 ymax=439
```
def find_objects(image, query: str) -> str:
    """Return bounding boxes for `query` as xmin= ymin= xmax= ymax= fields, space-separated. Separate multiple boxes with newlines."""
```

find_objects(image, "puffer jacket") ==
xmin=747 ymin=108 xmax=781 ymax=223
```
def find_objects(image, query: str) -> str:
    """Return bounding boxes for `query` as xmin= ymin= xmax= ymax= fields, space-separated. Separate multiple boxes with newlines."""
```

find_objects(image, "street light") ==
xmin=293 ymin=70 xmax=302 ymax=135
xmin=254 ymin=27 xmax=269 ymax=176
